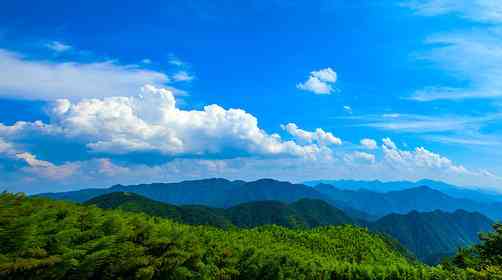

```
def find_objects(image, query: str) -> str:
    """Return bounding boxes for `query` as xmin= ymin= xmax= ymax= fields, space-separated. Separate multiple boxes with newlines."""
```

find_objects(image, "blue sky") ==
xmin=2 ymin=0 xmax=502 ymax=193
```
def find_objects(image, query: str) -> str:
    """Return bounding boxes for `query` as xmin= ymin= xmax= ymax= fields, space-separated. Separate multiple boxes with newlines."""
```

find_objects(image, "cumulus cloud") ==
xmin=0 ymin=85 xmax=330 ymax=164
xmin=0 ymin=49 xmax=169 ymax=100
xmin=345 ymin=151 xmax=376 ymax=164
xmin=46 ymin=41 xmax=72 ymax=53
xmin=381 ymin=137 xmax=468 ymax=174
xmin=297 ymin=67 xmax=338 ymax=95
xmin=281 ymin=123 xmax=342 ymax=146
xmin=360 ymin=138 xmax=377 ymax=150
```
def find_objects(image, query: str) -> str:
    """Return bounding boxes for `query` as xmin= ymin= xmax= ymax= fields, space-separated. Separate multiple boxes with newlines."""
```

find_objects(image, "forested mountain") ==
xmin=370 ymin=210 xmax=494 ymax=264
xmin=87 ymin=192 xmax=493 ymax=264
xmin=1 ymin=192 xmax=500 ymax=279
xmin=304 ymin=179 xmax=502 ymax=203
xmin=85 ymin=192 xmax=232 ymax=228
xmin=314 ymin=183 xmax=502 ymax=220
xmin=0 ymin=193 xmax=438 ymax=279
xmin=86 ymin=192 xmax=354 ymax=229
xmin=38 ymin=178 xmax=502 ymax=220
xmin=37 ymin=178 xmax=373 ymax=221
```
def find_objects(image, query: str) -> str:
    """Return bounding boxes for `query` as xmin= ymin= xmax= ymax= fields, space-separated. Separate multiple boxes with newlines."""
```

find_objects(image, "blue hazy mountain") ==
xmin=313 ymin=183 xmax=502 ymax=220
xmin=304 ymin=179 xmax=502 ymax=203
xmin=36 ymin=178 xmax=373 ymax=221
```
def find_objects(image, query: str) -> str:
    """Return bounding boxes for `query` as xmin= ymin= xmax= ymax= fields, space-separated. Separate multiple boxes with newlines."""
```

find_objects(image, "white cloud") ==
xmin=311 ymin=68 xmax=337 ymax=83
xmin=360 ymin=138 xmax=377 ymax=150
xmin=15 ymin=152 xmax=79 ymax=180
xmin=172 ymin=70 xmax=194 ymax=82
xmin=345 ymin=151 xmax=376 ymax=164
xmin=343 ymin=105 xmax=352 ymax=114
xmin=46 ymin=41 xmax=72 ymax=53
xmin=281 ymin=123 xmax=342 ymax=146
xmin=168 ymin=55 xmax=185 ymax=66
xmin=297 ymin=67 xmax=338 ymax=95
xmin=402 ymin=1 xmax=502 ymax=102
xmin=360 ymin=113 xmax=495 ymax=133
xmin=402 ymin=0 xmax=502 ymax=23
xmin=0 ymin=85 xmax=329 ymax=161
xmin=408 ymin=31 xmax=502 ymax=101
xmin=381 ymin=137 xmax=467 ymax=173
xmin=0 ymin=49 xmax=169 ymax=100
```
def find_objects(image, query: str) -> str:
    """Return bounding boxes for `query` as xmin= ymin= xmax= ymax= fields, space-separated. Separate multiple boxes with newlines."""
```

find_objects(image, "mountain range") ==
xmin=313 ymin=183 xmax=502 ymax=220
xmin=304 ymin=179 xmax=502 ymax=203
xmin=38 ymin=178 xmax=502 ymax=220
xmin=86 ymin=192 xmax=354 ymax=229
xmin=85 ymin=191 xmax=493 ymax=264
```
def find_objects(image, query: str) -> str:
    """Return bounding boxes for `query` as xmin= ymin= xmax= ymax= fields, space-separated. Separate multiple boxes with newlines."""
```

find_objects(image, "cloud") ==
xmin=46 ymin=41 xmax=72 ymax=53
xmin=168 ymin=55 xmax=186 ymax=67
xmin=0 ymin=85 xmax=331 ymax=165
xmin=359 ymin=113 xmax=496 ymax=133
xmin=343 ymin=105 xmax=352 ymax=114
xmin=0 ymin=49 xmax=169 ymax=100
xmin=401 ymin=0 xmax=502 ymax=23
xmin=402 ymin=1 xmax=502 ymax=101
xmin=360 ymin=138 xmax=377 ymax=150
xmin=172 ymin=70 xmax=194 ymax=82
xmin=381 ymin=137 xmax=471 ymax=176
xmin=141 ymin=58 xmax=152 ymax=64
xmin=297 ymin=67 xmax=338 ymax=95
xmin=345 ymin=151 xmax=376 ymax=164
xmin=281 ymin=123 xmax=342 ymax=146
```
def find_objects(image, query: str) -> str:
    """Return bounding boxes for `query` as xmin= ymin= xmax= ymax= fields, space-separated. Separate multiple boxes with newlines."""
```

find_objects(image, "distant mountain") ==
xmin=313 ymin=183 xmax=502 ymax=220
xmin=304 ymin=179 xmax=502 ymax=203
xmin=36 ymin=178 xmax=372 ymax=221
xmin=370 ymin=209 xmax=493 ymax=264
xmin=85 ymin=192 xmax=354 ymax=229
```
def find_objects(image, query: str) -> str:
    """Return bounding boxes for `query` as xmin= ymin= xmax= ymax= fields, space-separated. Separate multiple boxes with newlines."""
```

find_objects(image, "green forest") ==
xmin=1 ymin=192 xmax=501 ymax=279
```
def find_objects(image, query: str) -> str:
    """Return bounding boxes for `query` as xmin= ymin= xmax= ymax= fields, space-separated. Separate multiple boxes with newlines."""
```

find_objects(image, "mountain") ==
xmin=86 ymin=192 xmax=354 ymax=229
xmin=370 ymin=209 xmax=494 ymax=264
xmin=38 ymin=178 xmax=318 ymax=206
xmin=85 ymin=192 xmax=232 ymax=228
xmin=4 ymin=192 xmax=436 ymax=279
xmin=304 ymin=179 xmax=502 ymax=203
xmin=36 ymin=178 xmax=372 ymax=221
xmin=313 ymin=183 xmax=502 ymax=220
xmin=225 ymin=198 xmax=354 ymax=228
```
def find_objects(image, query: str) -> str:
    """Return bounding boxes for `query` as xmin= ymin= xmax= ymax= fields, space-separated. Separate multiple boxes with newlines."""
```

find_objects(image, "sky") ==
xmin=2 ymin=0 xmax=502 ymax=194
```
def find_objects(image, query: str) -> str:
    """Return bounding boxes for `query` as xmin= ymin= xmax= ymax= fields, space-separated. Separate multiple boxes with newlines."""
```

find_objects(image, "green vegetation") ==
xmin=443 ymin=223 xmax=502 ymax=279
xmin=370 ymin=210 xmax=493 ymax=264
xmin=1 ymin=192 xmax=501 ymax=279
xmin=85 ymin=192 xmax=232 ymax=228
xmin=85 ymin=192 xmax=353 ymax=229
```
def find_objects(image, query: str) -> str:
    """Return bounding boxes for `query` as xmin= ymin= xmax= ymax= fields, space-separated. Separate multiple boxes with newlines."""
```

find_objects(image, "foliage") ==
xmin=86 ymin=192 xmax=353 ymax=229
xmin=0 ymin=192 xmax=498 ymax=279
xmin=444 ymin=223 xmax=502 ymax=279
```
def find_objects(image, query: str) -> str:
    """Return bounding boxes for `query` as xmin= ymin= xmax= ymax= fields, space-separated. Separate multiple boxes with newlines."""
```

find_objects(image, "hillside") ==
xmin=85 ymin=192 xmax=232 ymax=228
xmin=1 ymin=192 xmax=454 ymax=279
xmin=85 ymin=192 xmax=354 ymax=229
xmin=370 ymin=210 xmax=494 ymax=264
xmin=86 ymin=192 xmax=493 ymax=264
